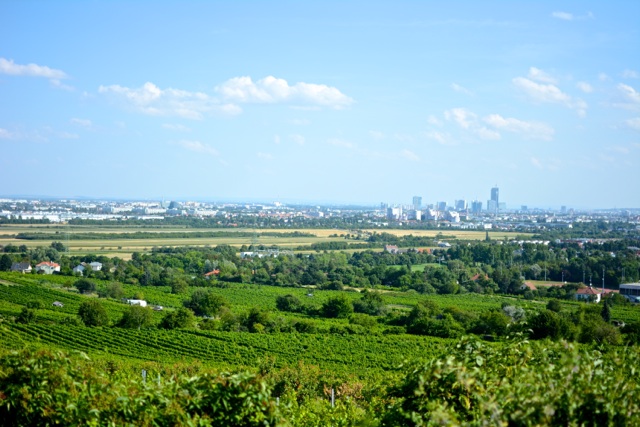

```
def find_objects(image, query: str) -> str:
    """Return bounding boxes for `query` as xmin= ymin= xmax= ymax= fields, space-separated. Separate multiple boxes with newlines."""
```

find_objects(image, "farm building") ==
xmin=126 ymin=299 xmax=147 ymax=307
xmin=10 ymin=262 xmax=32 ymax=274
xmin=575 ymin=286 xmax=601 ymax=303
xmin=619 ymin=283 xmax=640 ymax=302
xmin=35 ymin=261 xmax=60 ymax=275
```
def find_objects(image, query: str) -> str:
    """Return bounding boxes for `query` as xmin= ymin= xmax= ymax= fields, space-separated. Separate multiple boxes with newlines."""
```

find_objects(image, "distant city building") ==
xmin=488 ymin=186 xmax=499 ymax=213
xmin=412 ymin=196 xmax=422 ymax=210
xmin=437 ymin=201 xmax=447 ymax=211
xmin=380 ymin=202 xmax=388 ymax=210
xmin=521 ymin=205 xmax=528 ymax=211
xmin=561 ymin=206 xmax=567 ymax=214
xmin=407 ymin=209 xmax=422 ymax=221
xmin=455 ymin=199 xmax=467 ymax=211
xmin=387 ymin=206 xmax=402 ymax=220
xmin=498 ymin=202 xmax=507 ymax=211
xmin=471 ymin=200 xmax=482 ymax=214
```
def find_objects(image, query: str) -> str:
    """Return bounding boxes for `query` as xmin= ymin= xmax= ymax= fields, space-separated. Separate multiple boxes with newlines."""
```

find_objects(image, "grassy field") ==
xmin=0 ymin=224 xmax=530 ymax=258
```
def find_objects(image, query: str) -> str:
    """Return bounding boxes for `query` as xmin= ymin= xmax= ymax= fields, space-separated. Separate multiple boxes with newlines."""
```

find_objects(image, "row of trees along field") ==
xmin=2 ymin=237 xmax=640 ymax=295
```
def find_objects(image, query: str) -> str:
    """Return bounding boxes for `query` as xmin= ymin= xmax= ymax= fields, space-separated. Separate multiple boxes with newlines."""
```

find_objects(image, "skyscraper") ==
xmin=412 ymin=196 xmax=422 ymax=210
xmin=488 ymin=186 xmax=499 ymax=213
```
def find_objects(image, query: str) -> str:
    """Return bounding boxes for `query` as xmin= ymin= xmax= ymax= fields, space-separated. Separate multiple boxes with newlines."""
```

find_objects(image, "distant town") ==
xmin=1 ymin=185 xmax=639 ymax=233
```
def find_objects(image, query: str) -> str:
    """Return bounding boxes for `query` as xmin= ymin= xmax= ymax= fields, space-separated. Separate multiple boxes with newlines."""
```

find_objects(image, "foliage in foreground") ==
xmin=1 ymin=338 xmax=640 ymax=426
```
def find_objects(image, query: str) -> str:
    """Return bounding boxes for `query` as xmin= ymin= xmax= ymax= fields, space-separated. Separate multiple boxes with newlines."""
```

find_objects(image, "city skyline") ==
xmin=1 ymin=2 xmax=639 ymax=208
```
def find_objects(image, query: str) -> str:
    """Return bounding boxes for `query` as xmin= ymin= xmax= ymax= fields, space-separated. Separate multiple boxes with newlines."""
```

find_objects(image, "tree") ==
xmin=78 ymin=300 xmax=109 ymax=327
xmin=546 ymin=299 xmax=562 ymax=313
xmin=528 ymin=310 xmax=576 ymax=341
xmin=50 ymin=241 xmax=65 ymax=252
xmin=275 ymin=294 xmax=303 ymax=313
xmin=74 ymin=279 xmax=96 ymax=294
xmin=353 ymin=291 xmax=387 ymax=316
xmin=16 ymin=307 xmax=36 ymax=324
xmin=160 ymin=307 xmax=196 ymax=329
xmin=184 ymin=289 xmax=228 ymax=317
xmin=118 ymin=305 xmax=154 ymax=330
xmin=171 ymin=279 xmax=189 ymax=294
xmin=321 ymin=295 xmax=353 ymax=319
xmin=0 ymin=254 xmax=12 ymax=271
xmin=101 ymin=282 xmax=124 ymax=299
xmin=601 ymin=300 xmax=611 ymax=323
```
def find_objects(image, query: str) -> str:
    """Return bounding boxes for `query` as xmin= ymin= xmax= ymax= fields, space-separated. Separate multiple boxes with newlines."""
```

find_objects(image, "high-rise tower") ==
xmin=488 ymin=186 xmax=499 ymax=213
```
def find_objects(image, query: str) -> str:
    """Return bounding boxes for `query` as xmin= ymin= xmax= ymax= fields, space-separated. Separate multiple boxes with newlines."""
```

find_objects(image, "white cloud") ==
xmin=451 ymin=83 xmax=473 ymax=95
xmin=427 ymin=115 xmax=442 ymax=126
xmin=175 ymin=140 xmax=219 ymax=156
xmin=162 ymin=123 xmax=191 ymax=132
xmin=530 ymin=156 xmax=561 ymax=171
xmin=576 ymin=82 xmax=593 ymax=93
xmin=626 ymin=118 xmax=640 ymax=131
xmin=617 ymin=83 xmax=640 ymax=108
xmin=290 ymin=134 xmax=305 ymax=145
xmin=424 ymin=131 xmax=455 ymax=145
xmin=99 ymin=82 xmax=240 ymax=119
xmin=290 ymin=118 xmax=311 ymax=125
xmin=257 ymin=152 xmax=274 ymax=160
xmin=0 ymin=57 xmax=67 ymax=80
xmin=369 ymin=130 xmax=384 ymax=140
xmin=623 ymin=69 xmax=639 ymax=79
xmin=444 ymin=108 xmax=501 ymax=140
xmin=484 ymin=114 xmax=555 ymax=140
xmin=327 ymin=138 xmax=354 ymax=149
xmin=274 ymin=135 xmax=281 ymax=144
xmin=551 ymin=11 xmax=574 ymax=20
xmin=400 ymin=149 xmax=420 ymax=161
xmin=531 ymin=157 xmax=543 ymax=168
xmin=551 ymin=11 xmax=593 ymax=21
xmin=527 ymin=67 xmax=557 ymax=84
xmin=70 ymin=118 xmax=92 ymax=128
xmin=599 ymin=73 xmax=609 ymax=81
xmin=609 ymin=145 xmax=630 ymax=154
xmin=475 ymin=127 xmax=501 ymax=140
xmin=513 ymin=76 xmax=587 ymax=116
xmin=444 ymin=108 xmax=476 ymax=129
xmin=216 ymin=76 xmax=353 ymax=109
xmin=0 ymin=128 xmax=15 ymax=139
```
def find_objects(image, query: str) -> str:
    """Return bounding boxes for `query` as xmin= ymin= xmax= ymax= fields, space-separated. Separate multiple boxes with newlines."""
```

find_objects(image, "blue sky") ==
xmin=1 ymin=1 xmax=638 ymax=208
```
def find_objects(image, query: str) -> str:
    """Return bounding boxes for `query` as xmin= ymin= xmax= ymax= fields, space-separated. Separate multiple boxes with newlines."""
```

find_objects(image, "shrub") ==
xmin=321 ymin=295 xmax=354 ymax=319
xmin=78 ymin=300 xmax=109 ymax=327
xmin=117 ymin=305 xmax=154 ymax=330
xmin=184 ymin=289 xmax=228 ymax=317
xmin=160 ymin=307 xmax=196 ymax=330
xmin=74 ymin=279 xmax=96 ymax=294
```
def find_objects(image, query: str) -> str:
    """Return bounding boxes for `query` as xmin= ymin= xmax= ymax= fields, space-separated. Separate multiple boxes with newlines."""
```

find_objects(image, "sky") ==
xmin=1 ymin=1 xmax=639 ymax=209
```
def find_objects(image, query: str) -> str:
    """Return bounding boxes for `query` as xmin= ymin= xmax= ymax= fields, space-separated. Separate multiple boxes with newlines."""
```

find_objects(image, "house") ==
xmin=521 ymin=281 xmax=537 ymax=291
xmin=52 ymin=301 xmax=64 ymax=307
xmin=575 ymin=286 xmax=601 ymax=303
xmin=204 ymin=269 xmax=220 ymax=279
xmin=126 ymin=299 xmax=147 ymax=307
xmin=384 ymin=245 xmax=399 ymax=254
xmin=89 ymin=261 xmax=102 ymax=271
xmin=73 ymin=261 xmax=103 ymax=275
xmin=10 ymin=262 xmax=32 ymax=274
xmin=35 ymin=261 xmax=60 ymax=275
